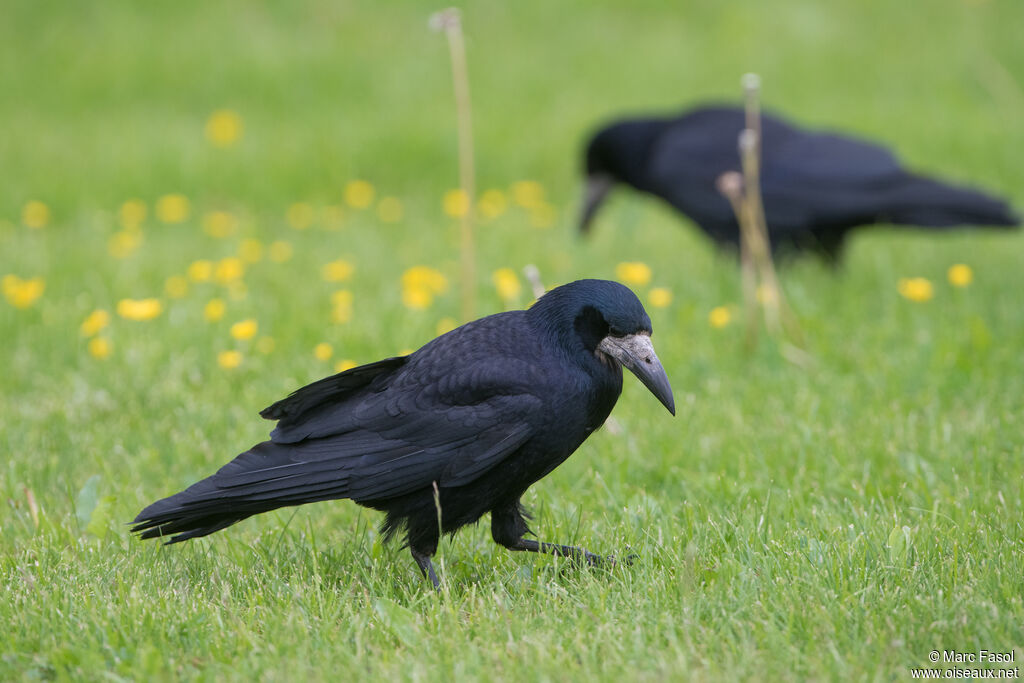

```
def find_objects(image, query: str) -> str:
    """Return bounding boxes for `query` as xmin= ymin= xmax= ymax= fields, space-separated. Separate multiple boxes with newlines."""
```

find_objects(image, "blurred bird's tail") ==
xmin=884 ymin=176 xmax=1019 ymax=229
xmin=131 ymin=441 xmax=350 ymax=543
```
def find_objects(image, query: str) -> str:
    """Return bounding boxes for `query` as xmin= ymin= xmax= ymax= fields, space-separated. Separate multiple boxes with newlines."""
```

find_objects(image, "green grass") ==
xmin=3 ymin=0 xmax=1023 ymax=680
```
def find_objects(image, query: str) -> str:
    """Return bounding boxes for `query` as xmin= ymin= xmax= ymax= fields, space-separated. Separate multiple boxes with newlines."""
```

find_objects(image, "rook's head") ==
xmin=580 ymin=119 xmax=668 ymax=235
xmin=531 ymin=279 xmax=675 ymax=415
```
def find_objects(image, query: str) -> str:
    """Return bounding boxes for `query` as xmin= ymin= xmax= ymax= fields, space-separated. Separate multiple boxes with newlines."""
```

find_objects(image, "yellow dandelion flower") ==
xmin=709 ymin=306 xmax=732 ymax=328
xmin=377 ymin=196 xmax=404 ymax=223
xmin=442 ymin=189 xmax=470 ymax=218
xmin=205 ymin=109 xmax=243 ymax=148
xmin=398 ymin=348 xmax=413 ymax=356
xmin=615 ymin=262 xmax=652 ymax=287
xmin=239 ymin=238 xmax=264 ymax=263
xmin=268 ymin=240 xmax=293 ymax=263
xmin=119 ymin=199 xmax=147 ymax=229
xmin=314 ymin=342 xmax=333 ymax=361
xmin=230 ymin=319 xmax=258 ymax=341
xmin=165 ymin=275 xmax=189 ymax=299
xmin=898 ymin=277 xmax=934 ymax=302
xmin=286 ymin=202 xmax=315 ymax=230
xmin=80 ymin=309 xmax=110 ymax=337
xmin=511 ymin=180 xmax=545 ymax=209
xmin=335 ymin=359 xmax=357 ymax=373
xmin=322 ymin=259 xmax=355 ymax=283
xmin=401 ymin=266 xmax=448 ymax=294
xmin=214 ymin=257 xmax=244 ymax=284
xmin=948 ymin=264 xmax=973 ymax=287
xmin=529 ymin=202 xmax=557 ymax=229
xmin=107 ymin=229 xmax=143 ymax=259
xmin=402 ymin=287 xmax=433 ymax=310
xmin=22 ymin=200 xmax=50 ymax=229
xmin=155 ymin=194 xmax=190 ymax=224
xmin=202 ymin=210 xmax=237 ymax=238
xmin=344 ymin=180 xmax=375 ymax=209
xmin=116 ymin=298 xmax=163 ymax=321
xmin=331 ymin=290 xmax=354 ymax=307
xmin=492 ymin=268 xmax=522 ymax=302
xmin=322 ymin=205 xmax=345 ymax=230
xmin=256 ymin=336 xmax=275 ymax=354
xmin=478 ymin=189 xmax=508 ymax=220
xmin=88 ymin=337 xmax=112 ymax=360
xmin=648 ymin=287 xmax=672 ymax=308
xmin=1 ymin=275 xmax=44 ymax=309
xmin=331 ymin=289 xmax=353 ymax=324
xmin=217 ymin=350 xmax=243 ymax=369
xmin=436 ymin=317 xmax=457 ymax=336
xmin=187 ymin=259 xmax=213 ymax=282
xmin=204 ymin=298 xmax=226 ymax=322
xmin=400 ymin=267 xmax=447 ymax=311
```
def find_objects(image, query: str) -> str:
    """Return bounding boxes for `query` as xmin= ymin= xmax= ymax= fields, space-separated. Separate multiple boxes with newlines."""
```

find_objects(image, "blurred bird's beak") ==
xmin=597 ymin=333 xmax=675 ymax=415
xmin=579 ymin=174 xmax=614 ymax=235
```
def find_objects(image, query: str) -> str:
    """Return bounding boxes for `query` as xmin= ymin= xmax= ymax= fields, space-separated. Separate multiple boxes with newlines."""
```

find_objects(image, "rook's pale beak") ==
xmin=597 ymin=333 xmax=675 ymax=415
xmin=579 ymin=174 xmax=615 ymax=236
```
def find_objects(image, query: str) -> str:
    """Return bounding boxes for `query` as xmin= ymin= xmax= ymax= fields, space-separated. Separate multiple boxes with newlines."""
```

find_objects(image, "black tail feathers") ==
xmin=131 ymin=469 xmax=269 ymax=544
xmin=131 ymin=508 xmax=253 ymax=544
xmin=131 ymin=441 xmax=351 ymax=544
xmin=884 ymin=176 xmax=1019 ymax=229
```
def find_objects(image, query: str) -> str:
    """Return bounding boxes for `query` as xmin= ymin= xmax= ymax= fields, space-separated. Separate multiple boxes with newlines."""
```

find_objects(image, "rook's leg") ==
xmin=410 ymin=546 xmax=440 ymax=589
xmin=506 ymin=537 xmax=608 ymax=566
xmin=406 ymin=515 xmax=442 ymax=589
xmin=491 ymin=501 xmax=619 ymax=567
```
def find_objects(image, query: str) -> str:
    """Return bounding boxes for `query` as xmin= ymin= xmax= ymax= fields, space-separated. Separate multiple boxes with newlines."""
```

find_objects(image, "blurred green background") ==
xmin=3 ymin=0 xmax=1021 ymax=213
xmin=2 ymin=0 xmax=1022 ymax=680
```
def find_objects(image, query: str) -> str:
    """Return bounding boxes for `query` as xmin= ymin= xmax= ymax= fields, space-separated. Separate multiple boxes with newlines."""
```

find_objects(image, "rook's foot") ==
xmin=511 ymin=538 xmax=632 ymax=569
xmin=600 ymin=552 xmax=639 ymax=568
xmin=410 ymin=548 xmax=440 ymax=590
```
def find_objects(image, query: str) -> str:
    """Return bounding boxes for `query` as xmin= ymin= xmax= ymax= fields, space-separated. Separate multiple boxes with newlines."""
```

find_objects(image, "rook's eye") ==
xmin=608 ymin=326 xmax=626 ymax=338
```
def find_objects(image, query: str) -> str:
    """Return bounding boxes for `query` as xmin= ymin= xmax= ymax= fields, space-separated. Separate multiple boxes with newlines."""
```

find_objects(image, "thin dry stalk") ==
xmin=742 ymin=73 xmax=762 ymax=154
xmin=522 ymin=264 xmax=546 ymax=300
xmin=25 ymin=486 xmax=39 ymax=528
xmin=432 ymin=480 xmax=443 ymax=538
xmin=716 ymin=74 xmax=806 ymax=353
xmin=739 ymin=126 xmax=805 ymax=346
xmin=716 ymin=172 xmax=759 ymax=345
xmin=738 ymin=128 xmax=782 ymax=335
xmin=431 ymin=8 xmax=477 ymax=322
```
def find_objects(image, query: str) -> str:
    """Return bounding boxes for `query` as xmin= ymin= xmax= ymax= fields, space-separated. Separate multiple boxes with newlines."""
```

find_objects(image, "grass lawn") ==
xmin=2 ymin=0 xmax=1023 ymax=680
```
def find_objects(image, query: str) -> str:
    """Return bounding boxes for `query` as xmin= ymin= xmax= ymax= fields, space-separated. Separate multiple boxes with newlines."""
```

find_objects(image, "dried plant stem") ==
xmin=741 ymin=131 xmax=806 ymax=346
xmin=432 ymin=480 xmax=443 ymax=539
xmin=738 ymin=129 xmax=782 ymax=336
xmin=717 ymin=74 xmax=805 ymax=352
xmin=742 ymin=73 xmax=762 ymax=154
xmin=717 ymin=174 xmax=759 ymax=345
xmin=522 ymin=264 xmax=546 ymax=300
xmin=433 ymin=8 xmax=477 ymax=322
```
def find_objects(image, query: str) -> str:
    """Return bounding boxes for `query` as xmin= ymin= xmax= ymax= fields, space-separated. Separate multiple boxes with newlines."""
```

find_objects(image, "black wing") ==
xmin=133 ymin=315 xmax=550 ymax=540
xmin=260 ymin=356 xmax=407 ymax=425
xmin=646 ymin=106 xmax=907 ymax=236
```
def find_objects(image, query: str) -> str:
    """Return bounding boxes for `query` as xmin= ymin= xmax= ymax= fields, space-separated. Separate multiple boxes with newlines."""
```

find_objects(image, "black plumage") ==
xmin=132 ymin=279 xmax=675 ymax=586
xmin=580 ymin=105 xmax=1019 ymax=261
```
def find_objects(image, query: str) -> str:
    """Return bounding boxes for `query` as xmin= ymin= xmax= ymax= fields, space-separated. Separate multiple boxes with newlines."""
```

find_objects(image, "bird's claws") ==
xmin=582 ymin=551 xmax=638 ymax=568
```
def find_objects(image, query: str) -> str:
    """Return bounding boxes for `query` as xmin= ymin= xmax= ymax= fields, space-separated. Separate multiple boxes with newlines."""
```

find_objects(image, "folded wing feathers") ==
xmin=441 ymin=423 xmax=533 ymax=486
xmin=134 ymin=347 xmax=545 ymax=542
xmin=133 ymin=416 xmax=535 ymax=534
xmin=259 ymin=356 xmax=406 ymax=423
